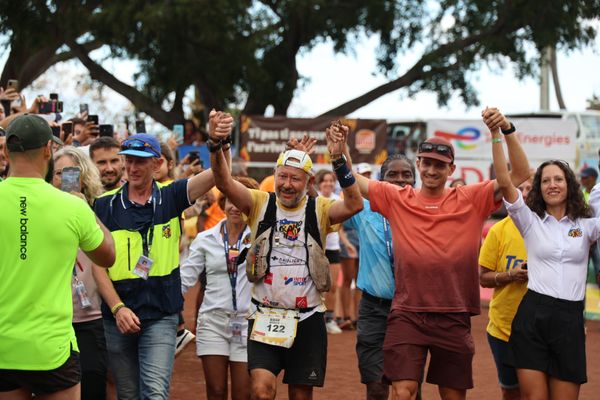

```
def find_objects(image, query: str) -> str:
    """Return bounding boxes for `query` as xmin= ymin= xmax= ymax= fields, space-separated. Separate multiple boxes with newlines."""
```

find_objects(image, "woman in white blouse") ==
xmin=181 ymin=176 xmax=259 ymax=400
xmin=487 ymin=112 xmax=597 ymax=400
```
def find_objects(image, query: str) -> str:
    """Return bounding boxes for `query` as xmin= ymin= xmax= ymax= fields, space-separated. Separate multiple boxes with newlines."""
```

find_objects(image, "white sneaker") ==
xmin=175 ymin=329 xmax=195 ymax=357
xmin=325 ymin=320 xmax=342 ymax=334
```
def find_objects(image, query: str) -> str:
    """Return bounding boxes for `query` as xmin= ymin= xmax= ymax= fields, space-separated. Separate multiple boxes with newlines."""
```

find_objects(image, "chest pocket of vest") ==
xmin=245 ymin=193 xmax=331 ymax=292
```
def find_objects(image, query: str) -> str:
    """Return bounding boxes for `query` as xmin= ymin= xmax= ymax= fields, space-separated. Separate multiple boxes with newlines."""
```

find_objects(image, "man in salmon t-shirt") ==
xmin=342 ymin=107 xmax=530 ymax=400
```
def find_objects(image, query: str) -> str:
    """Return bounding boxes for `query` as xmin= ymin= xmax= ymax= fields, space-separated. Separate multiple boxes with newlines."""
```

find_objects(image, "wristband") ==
xmin=111 ymin=302 xmax=125 ymax=316
xmin=221 ymin=136 xmax=232 ymax=145
xmin=331 ymin=154 xmax=347 ymax=170
xmin=501 ymin=122 xmax=516 ymax=135
xmin=494 ymin=273 xmax=500 ymax=287
xmin=207 ymin=139 xmax=222 ymax=153
xmin=334 ymin=160 xmax=356 ymax=188
xmin=492 ymin=138 xmax=502 ymax=144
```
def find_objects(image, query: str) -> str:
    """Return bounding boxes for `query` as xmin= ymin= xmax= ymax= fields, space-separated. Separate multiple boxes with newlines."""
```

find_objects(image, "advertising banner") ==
xmin=238 ymin=115 xmax=388 ymax=165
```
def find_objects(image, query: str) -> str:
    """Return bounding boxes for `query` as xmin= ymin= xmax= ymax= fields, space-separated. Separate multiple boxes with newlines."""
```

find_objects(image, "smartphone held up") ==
xmin=60 ymin=166 xmax=81 ymax=193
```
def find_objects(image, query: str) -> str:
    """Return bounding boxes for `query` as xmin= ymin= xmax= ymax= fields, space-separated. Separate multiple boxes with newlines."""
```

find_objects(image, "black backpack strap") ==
xmin=257 ymin=193 xmax=277 ymax=275
xmin=304 ymin=195 xmax=322 ymax=248
xmin=257 ymin=192 xmax=277 ymax=236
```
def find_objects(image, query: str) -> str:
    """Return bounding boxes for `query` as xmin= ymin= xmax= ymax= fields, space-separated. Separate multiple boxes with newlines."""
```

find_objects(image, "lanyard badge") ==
xmin=223 ymin=222 xmax=245 ymax=312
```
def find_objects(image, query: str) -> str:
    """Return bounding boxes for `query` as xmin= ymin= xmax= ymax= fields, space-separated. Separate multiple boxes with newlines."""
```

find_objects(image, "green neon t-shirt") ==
xmin=0 ymin=177 xmax=104 ymax=370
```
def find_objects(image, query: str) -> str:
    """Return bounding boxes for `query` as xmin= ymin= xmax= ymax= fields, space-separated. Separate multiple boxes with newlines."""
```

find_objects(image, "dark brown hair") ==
xmin=526 ymin=160 xmax=591 ymax=220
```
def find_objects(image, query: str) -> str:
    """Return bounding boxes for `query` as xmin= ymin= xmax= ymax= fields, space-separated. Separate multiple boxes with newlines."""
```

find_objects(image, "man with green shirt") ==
xmin=0 ymin=114 xmax=115 ymax=400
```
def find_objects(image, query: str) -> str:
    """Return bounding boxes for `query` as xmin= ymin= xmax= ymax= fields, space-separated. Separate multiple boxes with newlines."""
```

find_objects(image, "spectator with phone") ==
xmin=351 ymin=108 xmax=530 ymax=400
xmin=52 ymin=146 xmax=108 ymax=400
xmin=71 ymin=117 xmax=99 ymax=147
xmin=478 ymin=173 xmax=532 ymax=400
xmin=0 ymin=114 xmax=115 ymax=400
xmin=89 ymin=137 xmax=126 ymax=192
xmin=490 ymin=116 xmax=597 ymax=399
xmin=92 ymin=112 xmax=234 ymax=399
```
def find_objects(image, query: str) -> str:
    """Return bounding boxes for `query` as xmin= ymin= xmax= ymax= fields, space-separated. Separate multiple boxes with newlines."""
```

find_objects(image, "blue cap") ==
xmin=119 ymin=134 xmax=161 ymax=158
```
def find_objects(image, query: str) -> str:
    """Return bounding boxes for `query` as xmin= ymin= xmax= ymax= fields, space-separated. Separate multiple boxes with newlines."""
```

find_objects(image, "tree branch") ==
xmin=67 ymin=40 xmax=183 ymax=127
xmin=319 ymin=14 xmax=513 ymax=116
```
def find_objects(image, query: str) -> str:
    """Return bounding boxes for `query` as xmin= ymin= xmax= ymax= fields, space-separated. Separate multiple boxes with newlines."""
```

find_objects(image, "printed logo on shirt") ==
xmin=278 ymin=219 xmax=303 ymax=241
xmin=284 ymin=276 xmax=308 ymax=286
xmin=568 ymin=227 xmax=583 ymax=238
xmin=162 ymin=224 xmax=172 ymax=238
xmin=308 ymin=370 xmax=318 ymax=380
xmin=19 ymin=196 xmax=29 ymax=260
xmin=264 ymin=272 xmax=273 ymax=285
xmin=295 ymin=296 xmax=308 ymax=309
xmin=505 ymin=255 xmax=525 ymax=270
xmin=262 ymin=296 xmax=279 ymax=307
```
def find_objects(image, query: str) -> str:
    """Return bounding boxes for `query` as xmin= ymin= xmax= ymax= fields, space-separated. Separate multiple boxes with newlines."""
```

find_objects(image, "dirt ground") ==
xmin=162 ymin=285 xmax=600 ymax=399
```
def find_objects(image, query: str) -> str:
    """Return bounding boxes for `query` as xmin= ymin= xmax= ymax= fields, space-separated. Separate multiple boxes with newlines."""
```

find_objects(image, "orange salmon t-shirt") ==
xmin=369 ymin=180 xmax=500 ymax=315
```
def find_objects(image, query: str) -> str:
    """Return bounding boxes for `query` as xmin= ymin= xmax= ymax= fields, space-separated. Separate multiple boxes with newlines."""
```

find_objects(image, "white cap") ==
xmin=356 ymin=163 xmax=372 ymax=174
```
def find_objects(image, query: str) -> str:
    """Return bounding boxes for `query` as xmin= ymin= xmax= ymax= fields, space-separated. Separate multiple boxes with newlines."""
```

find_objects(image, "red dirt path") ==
xmin=161 ymin=285 xmax=600 ymax=399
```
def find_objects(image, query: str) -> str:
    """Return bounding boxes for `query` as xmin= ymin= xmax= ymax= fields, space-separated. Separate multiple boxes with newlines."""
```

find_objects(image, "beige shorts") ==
xmin=196 ymin=310 xmax=248 ymax=363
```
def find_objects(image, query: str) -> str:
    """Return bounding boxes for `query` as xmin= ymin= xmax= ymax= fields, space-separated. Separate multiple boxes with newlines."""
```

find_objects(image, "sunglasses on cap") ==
xmin=121 ymin=138 xmax=160 ymax=157
xmin=418 ymin=142 xmax=453 ymax=158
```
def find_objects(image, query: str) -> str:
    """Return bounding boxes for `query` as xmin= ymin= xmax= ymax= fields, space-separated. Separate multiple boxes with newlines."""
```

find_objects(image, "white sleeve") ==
xmin=503 ymin=190 xmax=534 ymax=237
xmin=180 ymin=236 xmax=206 ymax=295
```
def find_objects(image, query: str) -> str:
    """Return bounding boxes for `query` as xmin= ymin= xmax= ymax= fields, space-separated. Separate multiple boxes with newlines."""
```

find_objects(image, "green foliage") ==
xmin=1 ymin=0 xmax=599 ymax=124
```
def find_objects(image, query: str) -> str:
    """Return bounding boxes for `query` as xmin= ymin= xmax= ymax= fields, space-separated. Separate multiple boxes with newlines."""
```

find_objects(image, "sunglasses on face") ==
xmin=121 ymin=139 xmax=160 ymax=157
xmin=418 ymin=142 xmax=453 ymax=158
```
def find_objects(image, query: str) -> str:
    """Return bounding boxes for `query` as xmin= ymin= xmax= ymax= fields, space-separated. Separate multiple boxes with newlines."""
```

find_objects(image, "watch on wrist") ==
xmin=207 ymin=138 xmax=222 ymax=153
xmin=501 ymin=122 xmax=516 ymax=135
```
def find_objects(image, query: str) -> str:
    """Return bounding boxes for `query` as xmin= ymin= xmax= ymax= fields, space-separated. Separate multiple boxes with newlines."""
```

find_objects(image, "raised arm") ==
xmin=208 ymin=110 xmax=253 ymax=216
xmin=483 ymin=108 xmax=520 ymax=203
xmin=326 ymin=122 xmax=364 ymax=225
xmin=187 ymin=112 xmax=233 ymax=201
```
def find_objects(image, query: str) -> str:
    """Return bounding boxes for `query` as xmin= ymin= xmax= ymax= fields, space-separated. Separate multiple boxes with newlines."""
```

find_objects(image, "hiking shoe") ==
xmin=325 ymin=320 xmax=342 ymax=334
xmin=175 ymin=329 xmax=195 ymax=357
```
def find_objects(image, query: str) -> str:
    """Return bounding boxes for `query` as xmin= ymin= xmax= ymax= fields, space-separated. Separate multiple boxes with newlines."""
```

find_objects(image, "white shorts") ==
xmin=196 ymin=309 xmax=248 ymax=363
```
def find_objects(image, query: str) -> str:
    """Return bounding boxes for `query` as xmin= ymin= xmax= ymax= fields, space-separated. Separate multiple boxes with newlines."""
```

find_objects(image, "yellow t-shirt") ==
xmin=479 ymin=217 xmax=528 ymax=341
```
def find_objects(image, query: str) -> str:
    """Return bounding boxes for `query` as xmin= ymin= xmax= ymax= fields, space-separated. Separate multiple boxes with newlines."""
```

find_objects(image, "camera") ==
xmin=39 ymin=93 xmax=63 ymax=114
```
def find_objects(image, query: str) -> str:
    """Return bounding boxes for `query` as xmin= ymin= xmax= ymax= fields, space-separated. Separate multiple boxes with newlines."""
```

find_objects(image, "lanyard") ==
xmin=223 ymin=221 xmax=244 ymax=312
xmin=109 ymin=183 xmax=157 ymax=257
xmin=382 ymin=217 xmax=394 ymax=276
xmin=72 ymin=257 xmax=84 ymax=278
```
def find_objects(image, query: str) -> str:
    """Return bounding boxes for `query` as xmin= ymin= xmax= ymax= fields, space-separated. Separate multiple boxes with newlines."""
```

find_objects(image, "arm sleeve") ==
xmin=166 ymin=179 xmax=194 ymax=216
xmin=245 ymin=189 xmax=269 ymax=228
xmin=503 ymin=190 xmax=533 ymax=238
xmin=76 ymin=201 xmax=105 ymax=252
xmin=181 ymin=236 xmax=207 ymax=295
xmin=478 ymin=224 xmax=501 ymax=271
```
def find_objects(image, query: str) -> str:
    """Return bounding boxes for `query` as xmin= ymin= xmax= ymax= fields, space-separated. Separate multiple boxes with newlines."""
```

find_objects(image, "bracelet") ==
xmin=492 ymin=138 xmax=502 ymax=144
xmin=111 ymin=302 xmax=125 ymax=316
xmin=508 ymin=269 xmax=512 ymax=281
xmin=494 ymin=273 xmax=500 ymax=287
xmin=207 ymin=139 xmax=222 ymax=153
xmin=501 ymin=122 xmax=516 ymax=135
xmin=221 ymin=136 xmax=232 ymax=145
